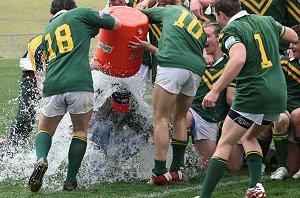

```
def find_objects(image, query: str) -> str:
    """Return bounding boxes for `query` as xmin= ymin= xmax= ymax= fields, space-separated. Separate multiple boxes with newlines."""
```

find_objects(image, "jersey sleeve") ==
xmin=141 ymin=7 xmax=165 ymax=23
xmin=219 ymin=26 xmax=242 ymax=55
xmin=83 ymin=7 xmax=116 ymax=30
xmin=276 ymin=21 xmax=285 ymax=39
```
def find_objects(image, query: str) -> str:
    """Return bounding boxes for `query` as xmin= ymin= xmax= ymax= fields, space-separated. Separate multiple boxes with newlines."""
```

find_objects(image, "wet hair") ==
xmin=203 ymin=22 xmax=222 ymax=36
xmin=50 ymin=0 xmax=77 ymax=15
xmin=215 ymin=0 xmax=242 ymax=17
xmin=292 ymin=24 xmax=300 ymax=39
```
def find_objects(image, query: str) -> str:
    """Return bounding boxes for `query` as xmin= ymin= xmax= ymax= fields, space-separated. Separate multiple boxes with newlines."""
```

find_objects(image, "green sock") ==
xmin=257 ymin=135 xmax=272 ymax=163
xmin=199 ymin=157 xmax=227 ymax=198
xmin=66 ymin=135 xmax=87 ymax=183
xmin=170 ymin=138 xmax=188 ymax=171
xmin=152 ymin=160 xmax=168 ymax=175
xmin=273 ymin=133 xmax=288 ymax=167
xmin=35 ymin=131 xmax=52 ymax=160
xmin=246 ymin=151 xmax=262 ymax=188
xmin=294 ymin=136 xmax=300 ymax=150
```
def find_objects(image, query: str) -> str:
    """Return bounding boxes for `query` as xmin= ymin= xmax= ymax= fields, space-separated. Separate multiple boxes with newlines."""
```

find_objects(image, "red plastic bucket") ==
xmin=94 ymin=6 xmax=149 ymax=78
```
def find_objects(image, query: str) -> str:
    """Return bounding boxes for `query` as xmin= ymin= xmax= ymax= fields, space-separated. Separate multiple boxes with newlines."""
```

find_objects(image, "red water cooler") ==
xmin=94 ymin=6 xmax=149 ymax=78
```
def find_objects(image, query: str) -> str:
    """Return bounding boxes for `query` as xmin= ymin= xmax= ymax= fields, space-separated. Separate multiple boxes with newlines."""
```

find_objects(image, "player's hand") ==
xmin=128 ymin=36 xmax=148 ymax=50
xmin=136 ymin=1 xmax=149 ymax=9
xmin=90 ymin=59 xmax=100 ymax=71
xmin=202 ymin=90 xmax=219 ymax=110
xmin=190 ymin=0 xmax=203 ymax=19
xmin=203 ymin=48 xmax=214 ymax=65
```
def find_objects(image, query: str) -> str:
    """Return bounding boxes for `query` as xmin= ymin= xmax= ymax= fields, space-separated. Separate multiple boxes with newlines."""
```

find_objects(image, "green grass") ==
xmin=0 ymin=59 xmax=20 ymax=134
xmin=0 ymin=0 xmax=106 ymax=59
xmin=0 ymin=0 xmax=105 ymax=34
xmin=1 ymin=60 xmax=300 ymax=197
xmin=0 ymin=168 xmax=300 ymax=197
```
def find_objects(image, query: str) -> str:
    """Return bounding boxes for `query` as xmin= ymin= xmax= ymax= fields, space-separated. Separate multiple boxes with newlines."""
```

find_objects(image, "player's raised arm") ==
xmin=189 ymin=0 xmax=210 ymax=19
xmin=136 ymin=0 xmax=158 ymax=9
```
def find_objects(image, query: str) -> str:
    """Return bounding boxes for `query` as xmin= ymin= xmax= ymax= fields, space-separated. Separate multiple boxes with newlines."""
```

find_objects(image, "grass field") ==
xmin=1 ymin=61 xmax=300 ymax=197
xmin=1 ymin=1 xmax=300 ymax=197
xmin=0 ymin=0 xmax=106 ymax=59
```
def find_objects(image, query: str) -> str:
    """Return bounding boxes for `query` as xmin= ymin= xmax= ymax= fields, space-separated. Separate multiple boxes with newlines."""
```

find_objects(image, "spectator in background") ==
xmin=28 ymin=0 xmax=121 ymax=193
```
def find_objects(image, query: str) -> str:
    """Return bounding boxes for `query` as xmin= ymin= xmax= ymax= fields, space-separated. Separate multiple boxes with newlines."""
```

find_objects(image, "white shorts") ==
xmin=155 ymin=66 xmax=201 ymax=96
xmin=189 ymin=108 xmax=219 ymax=141
xmin=283 ymin=111 xmax=296 ymax=143
xmin=233 ymin=109 xmax=280 ymax=125
xmin=40 ymin=91 xmax=94 ymax=117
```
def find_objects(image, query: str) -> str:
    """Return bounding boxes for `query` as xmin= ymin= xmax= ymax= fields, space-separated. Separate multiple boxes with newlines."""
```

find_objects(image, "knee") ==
xmin=273 ymin=113 xmax=289 ymax=134
xmin=291 ymin=109 xmax=300 ymax=126
xmin=227 ymin=163 xmax=242 ymax=172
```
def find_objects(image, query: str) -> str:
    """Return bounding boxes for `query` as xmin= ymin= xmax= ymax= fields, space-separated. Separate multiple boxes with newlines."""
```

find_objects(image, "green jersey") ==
xmin=241 ymin=0 xmax=286 ymax=24
xmin=142 ymin=6 xmax=207 ymax=76
xmin=285 ymin=0 xmax=300 ymax=27
xmin=199 ymin=6 xmax=216 ymax=25
xmin=220 ymin=11 xmax=287 ymax=114
xmin=281 ymin=56 xmax=300 ymax=113
xmin=42 ymin=7 xmax=115 ymax=97
xmin=192 ymin=56 xmax=229 ymax=123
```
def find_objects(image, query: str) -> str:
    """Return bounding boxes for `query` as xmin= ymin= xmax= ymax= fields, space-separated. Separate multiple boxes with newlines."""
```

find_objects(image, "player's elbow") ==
xmin=282 ymin=27 xmax=298 ymax=44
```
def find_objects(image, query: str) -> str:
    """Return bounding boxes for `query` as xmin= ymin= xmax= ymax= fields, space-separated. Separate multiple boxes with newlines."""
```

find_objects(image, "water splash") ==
xmin=0 ymin=71 xmax=158 ymax=191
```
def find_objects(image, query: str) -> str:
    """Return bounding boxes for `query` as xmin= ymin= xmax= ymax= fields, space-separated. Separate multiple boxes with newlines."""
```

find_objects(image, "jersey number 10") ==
xmin=173 ymin=10 xmax=203 ymax=40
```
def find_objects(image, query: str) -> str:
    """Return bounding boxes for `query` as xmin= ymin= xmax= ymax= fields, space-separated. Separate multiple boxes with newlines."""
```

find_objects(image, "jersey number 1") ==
xmin=45 ymin=24 xmax=74 ymax=61
xmin=254 ymin=33 xmax=273 ymax=68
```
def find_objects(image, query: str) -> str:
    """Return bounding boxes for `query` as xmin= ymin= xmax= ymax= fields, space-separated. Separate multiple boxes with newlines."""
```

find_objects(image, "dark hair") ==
xmin=292 ymin=24 xmax=300 ymax=39
xmin=215 ymin=0 xmax=242 ymax=17
xmin=203 ymin=22 xmax=222 ymax=36
xmin=50 ymin=0 xmax=77 ymax=15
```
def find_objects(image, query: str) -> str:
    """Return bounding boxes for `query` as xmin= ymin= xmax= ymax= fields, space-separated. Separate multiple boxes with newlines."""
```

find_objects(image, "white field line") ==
xmin=133 ymin=178 xmax=249 ymax=198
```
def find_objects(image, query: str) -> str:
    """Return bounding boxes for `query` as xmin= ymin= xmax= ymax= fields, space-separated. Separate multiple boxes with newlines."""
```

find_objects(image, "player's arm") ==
xmin=136 ymin=0 xmax=158 ymax=9
xmin=128 ymin=36 xmax=159 ymax=55
xmin=141 ymin=6 xmax=165 ymax=23
xmin=202 ymin=43 xmax=246 ymax=109
xmin=280 ymin=26 xmax=298 ymax=44
xmin=211 ymin=43 xmax=245 ymax=95
xmin=189 ymin=0 xmax=210 ymax=19
xmin=100 ymin=8 xmax=121 ymax=30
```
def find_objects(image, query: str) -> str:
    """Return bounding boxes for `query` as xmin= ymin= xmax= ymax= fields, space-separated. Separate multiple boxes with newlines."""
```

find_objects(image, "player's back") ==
xmin=221 ymin=14 xmax=287 ymax=114
xmin=224 ymin=14 xmax=281 ymax=76
xmin=143 ymin=5 xmax=207 ymax=76
xmin=42 ymin=7 xmax=110 ymax=97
